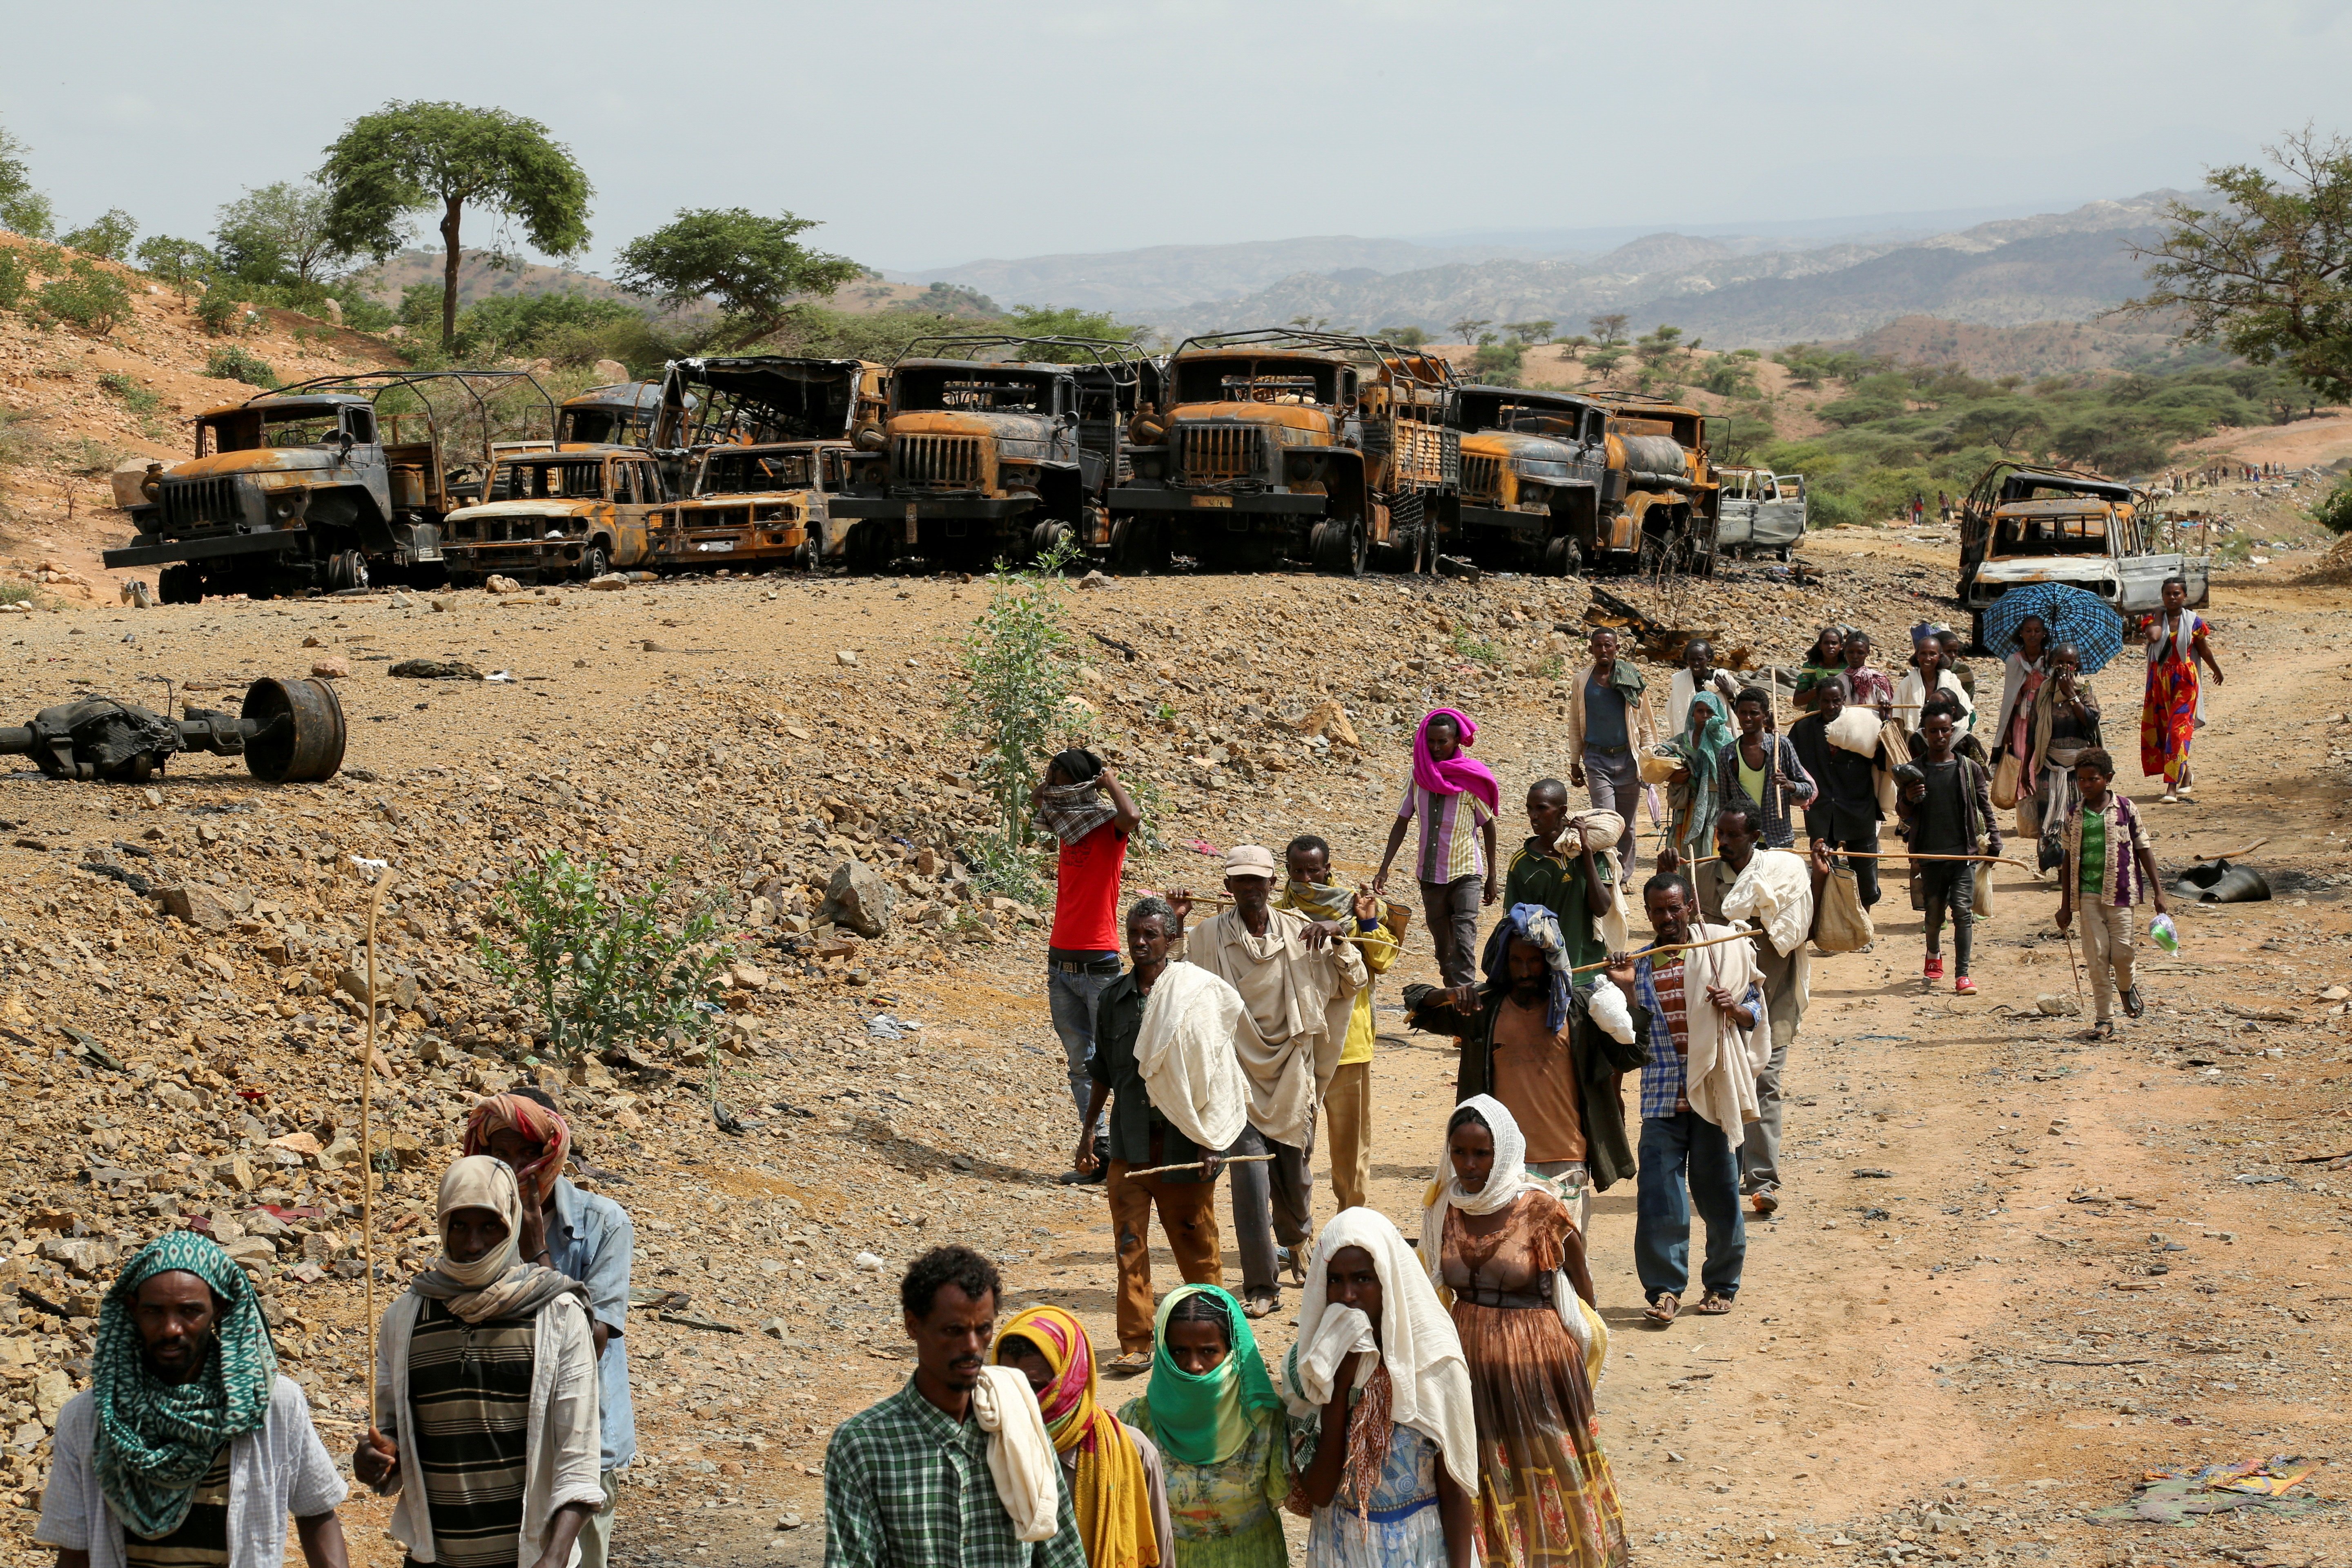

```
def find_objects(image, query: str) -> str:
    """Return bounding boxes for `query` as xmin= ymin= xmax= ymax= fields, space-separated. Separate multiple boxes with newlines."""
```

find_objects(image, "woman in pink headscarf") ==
xmin=1373 ymin=708 xmax=1501 ymax=989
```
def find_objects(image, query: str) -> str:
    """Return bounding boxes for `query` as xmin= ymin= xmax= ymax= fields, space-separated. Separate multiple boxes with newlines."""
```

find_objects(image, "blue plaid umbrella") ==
xmin=1983 ymin=581 xmax=2126 ymax=675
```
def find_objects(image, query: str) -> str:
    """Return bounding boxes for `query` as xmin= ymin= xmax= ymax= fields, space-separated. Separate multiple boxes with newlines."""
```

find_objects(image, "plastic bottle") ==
xmin=2149 ymin=912 xmax=2180 ymax=953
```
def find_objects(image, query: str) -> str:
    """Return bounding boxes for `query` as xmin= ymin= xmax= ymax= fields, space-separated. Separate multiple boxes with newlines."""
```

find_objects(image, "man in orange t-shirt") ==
xmin=1031 ymin=748 xmax=1140 ymax=1186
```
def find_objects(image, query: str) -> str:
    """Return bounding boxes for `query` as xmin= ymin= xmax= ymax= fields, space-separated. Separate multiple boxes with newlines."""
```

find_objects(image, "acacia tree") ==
xmin=615 ymin=207 xmax=860 ymax=351
xmin=215 ymin=181 xmax=345 ymax=288
xmin=2124 ymin=128 xmax=2352 ymax=403
xmin=0 ymin=120 xmax=52 ymax=238
xmin=318 ymin=102 xmax=592 ymax=350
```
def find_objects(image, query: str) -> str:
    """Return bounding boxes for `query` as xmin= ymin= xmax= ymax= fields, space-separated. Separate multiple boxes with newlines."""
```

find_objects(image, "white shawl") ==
xmin=1132 ymin=960 xmax=1252 ymax=1153
xmin=971 ymin=1366 xmax=1058 ymax=1543
xmin=1183 ymin=907 xmax=1364 ymax=1147
xmin=1667 ymin=666 xmax=1741 ymax=741
xmin=1281 ymin=1207 xmax=1478 ymax=1495
xmin=1667 ymin=920 xmax=1773 ymax=1135
xmin=1418 ymin=1096 xmax=1590 ymax=1342
xmin=1719 ymin=849 xmax=1815 ymax=1011
xmin=1892 ymin=667 xmax=1972 ymax=735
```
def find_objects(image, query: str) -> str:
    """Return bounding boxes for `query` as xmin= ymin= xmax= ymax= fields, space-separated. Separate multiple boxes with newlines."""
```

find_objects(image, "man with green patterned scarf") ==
xmin=38 ymin=1232 xmax=349 ymax=1568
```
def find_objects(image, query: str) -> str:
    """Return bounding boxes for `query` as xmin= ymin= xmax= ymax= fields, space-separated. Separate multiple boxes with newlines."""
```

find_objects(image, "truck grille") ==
xmin=894 ymin=434 xmax=984 ymax=489
xmin=158 ymin=477 xmax=243 ymax=532
xmin=1460 ymin=454 xmax=1502 ymax=500
xmin=1177 ymin=424 xmax=1264 ymax=483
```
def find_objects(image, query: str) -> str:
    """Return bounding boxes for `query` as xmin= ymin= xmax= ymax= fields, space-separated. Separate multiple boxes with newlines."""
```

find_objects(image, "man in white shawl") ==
xmin=1174 ymin=844 xmax=1365 ymax=1318
xmin=1072 ymin=895 xmax=1251 ymax=1368
xmin=1603 ymin=873 xmax=1768 ymax=1325
xmin=1691 ymin=801 xmax=1816 ymax=1218
xmin=1281 ymin=1209 xmax=1478 ymax=1566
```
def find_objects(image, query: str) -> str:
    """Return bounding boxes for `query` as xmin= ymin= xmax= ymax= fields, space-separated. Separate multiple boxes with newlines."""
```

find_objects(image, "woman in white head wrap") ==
xmin=1421 ymin=1097 xmax=1627 ymax=1568
xmin=1281 ymin=1208 xmax=1476 ymax=1568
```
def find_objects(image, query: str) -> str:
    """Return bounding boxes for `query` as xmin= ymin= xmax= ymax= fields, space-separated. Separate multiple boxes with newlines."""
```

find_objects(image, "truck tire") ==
xmin=1311 ymin=520 xmax=1366 ymax=577
xmin=578 ymin=544 xmax=610 ymax=582
xmin=158 ymin=564 xmax=204 ymax=605
xmin=1541 ymin=535 xmax=1580 ymax=577
xmin=325 ymin=550 xmax=369 ymax=593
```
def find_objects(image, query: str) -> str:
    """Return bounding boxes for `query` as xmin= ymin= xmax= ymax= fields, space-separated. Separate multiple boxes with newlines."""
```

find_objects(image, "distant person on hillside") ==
xmin=1034 ymin=748 xmax=1141 ymax=1185
xmin=2138 ymin=577 xmax=2223 ymax=804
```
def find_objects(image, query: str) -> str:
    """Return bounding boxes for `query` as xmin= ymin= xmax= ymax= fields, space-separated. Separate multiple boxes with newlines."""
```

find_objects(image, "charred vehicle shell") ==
xmin=649 ymin=357 xmax=886 ymax=571
xmin=1109 ymin=329 xmax=1458 ymax=577
xmin=1453 ymin=385 xmax=1607 ymax=574
xmin=827 ymin=337 xmax=1146 ymax=572
xmin=440 ymin=447 xmax=670 ymax=584
xmin=1958 ymin=462 xmax=2208 ymax=648
xmin=104 ymin=371 xmax=556 ymax=603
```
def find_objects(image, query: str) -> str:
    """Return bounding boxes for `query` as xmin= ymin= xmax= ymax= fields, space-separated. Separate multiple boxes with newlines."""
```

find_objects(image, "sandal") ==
xmin=1644 ymin=1292 xmax=1679 ymax=1325
xmin=1242 ymin=1294 xmax=1279 ymax=1320
xmin=2123 ymin=985 xmax=2146 ymax=1019
xmin=1695 ymin=1291 xmax=1736 ymax=1316
xmin=1107 ymin=1350 xmax=1151 ymax=1376
xmin=2083 ymin=1020 xmax=2116 ymax=1041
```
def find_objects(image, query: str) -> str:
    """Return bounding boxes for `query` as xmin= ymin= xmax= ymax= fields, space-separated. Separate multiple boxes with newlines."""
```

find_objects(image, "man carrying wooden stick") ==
xmin=1072 ymin=896 xmax=1249 ymax=1370
xmin=465 ymin=1091 xmax=635 ymax=1568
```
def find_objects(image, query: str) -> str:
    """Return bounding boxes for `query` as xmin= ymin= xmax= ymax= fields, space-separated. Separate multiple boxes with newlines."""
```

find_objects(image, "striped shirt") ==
xmin=1396 ymin=782 xmax=1492 ymax=883
xmin=408 ymin=1299 xmax=535 ymax=1568
xmin=1632 ymin=951 xmax=1761 ymax=1121
xmin=2064 ymin=793 xmax=2153 ymax=909
xmin=121 ymin=1447 xmax=229 ymax=1568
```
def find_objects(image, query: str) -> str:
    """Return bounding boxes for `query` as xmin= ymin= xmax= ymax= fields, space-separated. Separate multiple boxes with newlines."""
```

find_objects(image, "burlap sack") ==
xmin=1815 ymin=864 xmax=1875 ymax=953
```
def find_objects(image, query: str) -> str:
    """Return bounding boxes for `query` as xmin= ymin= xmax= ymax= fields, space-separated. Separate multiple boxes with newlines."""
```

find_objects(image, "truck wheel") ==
xmin=157 ymin=564 xmax=203 ymax=605
xmin=1542 ymin=536 xmax=1581 ymax=577
xmin=579 ymin=544 xmax=610 ymax=582
xmin=1029 ymin=521 xmax=1074 ymax=565
xmin=240 ymin=676 xmax=347 ymax=784
xmin=1311 ymin=521 xmax=1366 ymax=576
xmin=325 ymin=550 xmax=369 ymax=593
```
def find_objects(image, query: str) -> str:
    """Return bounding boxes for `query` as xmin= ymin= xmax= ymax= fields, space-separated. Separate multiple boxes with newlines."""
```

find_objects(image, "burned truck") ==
xmin=1576 ymin=393 xmax=1722 ymax=577
xmin=1452 ymin=384 xmax=1602 ymax=574
xmin=1958 ymin=461 xmax=2207 ymax=650
xmin=1108 ymin=329 xmax=1458 ymax=576
xmin=826 ymin=337 xmax=1145 ymax=572
xmin=648 ymin=356 xmax=886 ymax=572
xmin=106 ymin=370 xmax=556 ymax=602
xmin=439 ymin=446 xmax=671 ymax=584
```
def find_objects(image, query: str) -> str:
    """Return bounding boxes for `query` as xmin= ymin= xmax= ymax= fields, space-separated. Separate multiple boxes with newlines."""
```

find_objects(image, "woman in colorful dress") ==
xmin=1283 ymin=1209 xmax=1477 ymax=1568
xmin=1420 ymin=1097 xmax=1627 ymax=1567
xmin=1116 ymin=1285 xmax=1290 ymax=1568
xmin=994 ymin=1304 xmax=1172 ymax=1568
xmin=1990 ymin=613 xmax=2051 ymax=837
xmin=2139 ymin=576 xmax=2223 ymax=803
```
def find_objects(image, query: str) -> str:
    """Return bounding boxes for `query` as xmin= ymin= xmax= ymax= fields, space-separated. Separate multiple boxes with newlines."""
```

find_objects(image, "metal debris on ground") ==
xmin=0 ymin=677 xmax=345 ymax=784
xmin=2088 ymin=1456 xmax=2325 ymax=1525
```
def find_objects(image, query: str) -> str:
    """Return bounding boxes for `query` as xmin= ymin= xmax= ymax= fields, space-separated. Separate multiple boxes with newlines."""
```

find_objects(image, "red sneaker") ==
xmin=1955 ymin=976 xmax=1978 ymax=995
xmin=1923 ymin=956 xmax=1945 ymax=980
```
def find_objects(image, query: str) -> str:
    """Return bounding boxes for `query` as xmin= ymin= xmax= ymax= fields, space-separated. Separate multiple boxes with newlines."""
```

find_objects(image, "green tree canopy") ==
xmin=318 ymin=102 xmax=593 ymax=350
xmin=1503 ymin=319 xmax=1556 ymax=344
xmin=614 ymin=207 xmax=859 ymax=353
xmin=135 ymin=236 xmax=216 ymax=301
xmin=215 ymin=181 xmax=345 ymax=288
xmin=61 ymin=209 xmax=137 ymax=261
xmin=2125 ymin=128 xmax=2352 ymax=403
xmin=1588 ymin=312 xmax=1628 ymax=346
xmin=0 ymin=119 xmax=51 ymax=239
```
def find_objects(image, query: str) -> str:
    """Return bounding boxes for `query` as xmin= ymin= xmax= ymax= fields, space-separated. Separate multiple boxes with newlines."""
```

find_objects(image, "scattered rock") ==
xmin=818 ymin=860 xmax=895 ymax=938
xmin=485 ymin=576 xmax=525 ymax=595
xmin=309 ymin=656 xmax=351 ymax=679
xmin=835 ymin=650 xmax=859 ymax=667
xmin=390 ymin=659 xmax=485 ymax=680
xmin=156 ymin=884 xmax=233 ymax=933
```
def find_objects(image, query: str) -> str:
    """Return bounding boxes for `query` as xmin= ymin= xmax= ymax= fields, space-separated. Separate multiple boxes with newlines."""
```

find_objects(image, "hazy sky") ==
xmin=6 ymin=0 xmax=2348 ymax=278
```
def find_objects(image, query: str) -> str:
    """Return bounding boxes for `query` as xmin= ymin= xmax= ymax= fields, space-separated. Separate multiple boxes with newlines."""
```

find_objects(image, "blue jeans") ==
xmin=1635 ymin=1110 xmax=1746 ymax=1300
xmin=1047 ymin=957 xmax=1118 ymax=1137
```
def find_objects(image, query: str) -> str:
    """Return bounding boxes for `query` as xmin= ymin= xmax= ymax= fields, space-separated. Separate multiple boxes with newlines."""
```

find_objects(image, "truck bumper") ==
xmin=1455 ymin=503 xmax=1547 ymax=538
xmin=829 ymin=496 xmax=1033 ymax=521
xmin=1111 ymin=487 xmax=1324 ymax=517
xmin=102 ymin=530 xmax=309 ymax=569
xmin=446 ymin=541 xmax=588 ymax=575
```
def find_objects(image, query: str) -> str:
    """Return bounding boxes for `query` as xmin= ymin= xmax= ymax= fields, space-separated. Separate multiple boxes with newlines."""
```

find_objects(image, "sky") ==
xmin=5 ymin=0 xmax=2349 ymax=278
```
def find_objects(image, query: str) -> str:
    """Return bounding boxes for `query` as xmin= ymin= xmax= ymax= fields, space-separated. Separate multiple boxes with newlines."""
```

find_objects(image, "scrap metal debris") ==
xmin=2089 ymin=1456 xmax=2325 ymax=1525
xmin=0 ymin=677 xmax=345 ymax=784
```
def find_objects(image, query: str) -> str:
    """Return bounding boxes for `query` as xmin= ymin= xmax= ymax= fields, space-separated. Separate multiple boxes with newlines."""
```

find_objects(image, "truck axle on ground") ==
xmin=0 ymin=676 xmax=347 ymax=784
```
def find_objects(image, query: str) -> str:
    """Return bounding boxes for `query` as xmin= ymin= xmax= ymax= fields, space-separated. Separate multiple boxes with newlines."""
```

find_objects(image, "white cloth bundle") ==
xmin=1287 ymin=1304 xmax=1378 ymax=1409
xmin=1554 ymin=809 xmax=1624 ymax=855
xmin=971 ymin=1365 xmax=1059 ymax=1543
xmin=1585 ymin=975 xmax=1637 ymax=1044
xmin=1132 ymin=961 xmax=1253 ymax=1153
xmin=1720 ymin=847 xmax=1816 ymax=1011
xmin=1673 ymin=921 xmax=1774 ymax=1136
xmin=1826 ymin=705 xmax=1883 ymax=755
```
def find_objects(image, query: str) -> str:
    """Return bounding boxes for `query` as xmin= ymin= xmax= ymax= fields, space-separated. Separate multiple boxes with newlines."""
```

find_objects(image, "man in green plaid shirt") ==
xmin=825 ymin=1247 xmax=1083 ymax=1568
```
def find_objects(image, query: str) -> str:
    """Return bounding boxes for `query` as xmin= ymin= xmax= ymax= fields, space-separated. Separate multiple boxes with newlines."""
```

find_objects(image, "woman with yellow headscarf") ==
xmin=993 ymin=1305 xmax=1169 ymax=1568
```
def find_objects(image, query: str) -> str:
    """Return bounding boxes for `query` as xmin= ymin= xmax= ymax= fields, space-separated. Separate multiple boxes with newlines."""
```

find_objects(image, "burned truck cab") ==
xmin=440 ymin=446 xmax=670 ymax=584
xmin=1453 ymin=385 xmax=1608 ymax=574
xmin=1582 ymin=394 xmax=1722 ymax=577
xmin=827 ymin=336 xmax=1143 ymax=572
xmin=1109 ymin=329 xmax=1458 ymax=577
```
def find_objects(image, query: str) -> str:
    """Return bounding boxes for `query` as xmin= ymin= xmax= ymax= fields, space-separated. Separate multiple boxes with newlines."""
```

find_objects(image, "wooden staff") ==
xmin=1122 ymin=1152 xmax=1276 ymax=1179
xmin=1568 ymin=927 xmax=1764 ymax=976
xmin=1833 ymin=850 xmax=2034 ymax=871
xmin=2060 ymin=919 xmax=2087 ymax=1018
xmin=357 ymin=863 xmax=392 ymax=1423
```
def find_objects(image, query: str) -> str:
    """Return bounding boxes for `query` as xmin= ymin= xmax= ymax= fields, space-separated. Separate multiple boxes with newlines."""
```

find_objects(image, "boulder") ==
xmin=485 ymin=575 xmax=525 ymax=596
xmin=158 ymin=884 xmax=233 ymax=933
xmin=1288 ymin=698 xmax=1359 ymax=747
xmin=818 ymin=860 xmax=895 ymax=938
xmin=592 ymin=359 xmax=628 ymax=383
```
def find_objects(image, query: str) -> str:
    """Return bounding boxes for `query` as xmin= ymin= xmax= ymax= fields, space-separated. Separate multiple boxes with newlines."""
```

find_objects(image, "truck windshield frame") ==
xmin=493 ymin=459 xmax=610 ymax=502
xmin=894 ymin=367 xmax=1063 ymax=416
xmin=1991 ymin=510 xmax=2111 ymax=557
xmin=697 ymin=447 xmax=816 ymax=496
xmin=1172 ymin=357 xmax=1342 ymax=406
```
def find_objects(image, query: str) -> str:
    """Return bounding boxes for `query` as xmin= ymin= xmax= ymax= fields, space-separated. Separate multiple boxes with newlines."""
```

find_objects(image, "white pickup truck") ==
xmin=1958 ymin=464 xmax=2208 ymax=649
xmin=1714 ymin=466 xmax=1806 ymax=559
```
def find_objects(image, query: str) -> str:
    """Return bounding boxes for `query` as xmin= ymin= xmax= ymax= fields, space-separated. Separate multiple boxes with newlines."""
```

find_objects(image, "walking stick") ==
xmin=2060 ymin=919 xmax=2087 ymax=1019
xmin=1568 ymin=927 xmax=1766 ymax=976
xmin=354 ymin=859 xmax=393 ymax=1425
xmin=1121 ymin=1153 xmax=1277 ymax=1179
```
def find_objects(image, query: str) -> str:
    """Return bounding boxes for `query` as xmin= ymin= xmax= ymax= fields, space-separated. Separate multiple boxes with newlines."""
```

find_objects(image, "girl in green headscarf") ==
xmin=1117 ymin=1285 xmax=1290 ymax=1568
xmin=1663 ymin=688 xmax=1735 ymax=865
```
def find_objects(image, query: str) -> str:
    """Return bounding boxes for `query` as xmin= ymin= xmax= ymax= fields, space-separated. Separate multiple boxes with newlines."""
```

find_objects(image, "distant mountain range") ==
xmin=893 ymin=192 xmax=2187 ymax=347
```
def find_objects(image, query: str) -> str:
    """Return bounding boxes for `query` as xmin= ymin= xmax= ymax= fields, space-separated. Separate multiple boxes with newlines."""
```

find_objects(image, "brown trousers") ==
xmin=1107 ymin=1160 xmax=1223 ymax=1352
xmin=1322 ymin=1060 xmax=1373 ymax=1215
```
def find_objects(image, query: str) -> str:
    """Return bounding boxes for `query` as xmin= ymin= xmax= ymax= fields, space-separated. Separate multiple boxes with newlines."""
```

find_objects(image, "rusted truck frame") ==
xmin=1958 ymin=461 xmax=2208 ymax=650
xmin=1107 ymin=329 xmax=1459 ymax=577
xmin=105 ymin=370 xmax=555 ymax=602
xmin=1559 ymin=392 xmax=1722 ymax=577
xmin=646 ymin=357 xmax=885 ymax=572
xmin=439 ymin=447 xmax=671 ymax=584
xmin=1452 ymin=383 xmax=1606 ymax=575
xmin=826 ymin=336 xmax=1148 ymax=572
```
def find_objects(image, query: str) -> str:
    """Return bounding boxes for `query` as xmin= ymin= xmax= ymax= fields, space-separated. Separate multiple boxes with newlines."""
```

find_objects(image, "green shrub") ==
xmin=134 ymin=235 xmax=215 ymax=301
xmin=60 ymin=209 xmax=137 ymax=262
xmin=477 ymin=849 xmax=731 ymax=1062
xmin=2312 ymin=477 xmax=2352 ymax=535
xmin=97 ymin=372 xmax=160 ymax=415
xmin=38 ymin=260 xmax=131 ymax=334
xmin=951 ymin=536 xmax=1087 ymax=899
xmin=204 ymin=347 xmax=277 ymax=388
xmin=194 ymin=292 xmax=256 ymax=336
xmin=65 ymin=438 xmax=124 ymax=476
xmin=0 ymin=250 xmax=25 ymax=312
xmin=0 ymin=581 xmax=37 ymax=607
